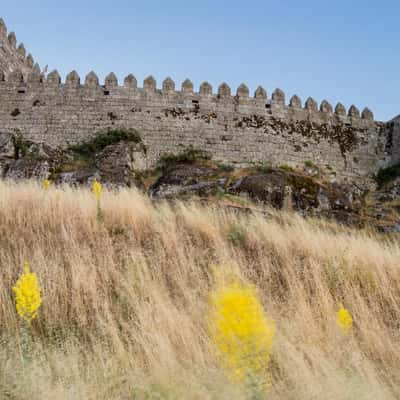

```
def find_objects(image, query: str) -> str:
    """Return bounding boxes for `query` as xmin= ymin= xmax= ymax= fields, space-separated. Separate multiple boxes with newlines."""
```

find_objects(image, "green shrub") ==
xmin=227 ymin=224 xmax=247 ymax=247
xmin=304 ymin=160 xmax=316 ymax=168
xmin=376 ymin=163 xmax=400 ymax=187
xmin=69 ymin=128 xmax=142 ymax=160
xmin=254 ymin=162 xmax=273 ymax=173
xmin=157 ymin=147 xmax=211 ymax=171
xmin=279 ymin=164 xmax=294 ymax=172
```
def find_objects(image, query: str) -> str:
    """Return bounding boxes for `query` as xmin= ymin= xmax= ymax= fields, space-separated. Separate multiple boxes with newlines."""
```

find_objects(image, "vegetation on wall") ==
xmin=68 ymin=128 xmax=143 ymax=160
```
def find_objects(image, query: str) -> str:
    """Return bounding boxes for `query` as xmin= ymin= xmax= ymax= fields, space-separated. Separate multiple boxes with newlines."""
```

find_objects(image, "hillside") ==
xmin=1 ymin=181 xmax=400 ymax=399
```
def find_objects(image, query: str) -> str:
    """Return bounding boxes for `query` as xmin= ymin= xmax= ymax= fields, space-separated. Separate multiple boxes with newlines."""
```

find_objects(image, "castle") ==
xmin=0 ymin=17 xmax=399 ymax=182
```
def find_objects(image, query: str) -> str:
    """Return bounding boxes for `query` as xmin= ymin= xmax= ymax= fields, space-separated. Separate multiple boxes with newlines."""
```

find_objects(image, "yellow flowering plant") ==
xmin=42 ymin=179 xmax=50 ymax=190
xmin=337 ymin=304 xmax=353 ymax=334
xmin=209 ymin=272 xmax=275 ymax=394
xmin=92 ymin=178 xmax=102 ymax=200
xmin=13 ymin=261 xmax=42 ymax=323
xmin=92 ymin=178 xmax=104 ymax=222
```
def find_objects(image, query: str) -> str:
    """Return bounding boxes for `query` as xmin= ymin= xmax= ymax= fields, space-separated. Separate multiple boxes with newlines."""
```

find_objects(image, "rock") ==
xmin=149 ymin=163 xmax=225 ymax=198
xmin=228 ymin=170 xmax=363 ymax=216
xmin=0 ymin=132 xmax=15 ymax=159
xmin=5 ymin=158 xmax=50 ymax=180
xmin=94 ymin=142 xmax=147 ymax=186
xmin=58 ymin=169 xmax=100 ymax=186
xmin=25 ymin=142 xmax=65 ymax=163
xmin=228 ymin=170 xmax=321 ymax=212
xmin=377 ymin=178 xmax=400 ymax=201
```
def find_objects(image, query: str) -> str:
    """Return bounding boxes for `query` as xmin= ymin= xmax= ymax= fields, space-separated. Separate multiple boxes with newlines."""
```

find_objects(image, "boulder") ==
xmin=94 ymin=141 xmax=147 ymax=186
xmin=0 ymin=132 xmax=15 ymax=159
xmin=149 ymin=164 xmax=225 ymax=198
xmin=58 ymin=169 xmax=100 ymax=186
xmin=5 ymin=158 xmax=50 ymax=180
xmin=228 ymin=170 xmax=363 ymax=215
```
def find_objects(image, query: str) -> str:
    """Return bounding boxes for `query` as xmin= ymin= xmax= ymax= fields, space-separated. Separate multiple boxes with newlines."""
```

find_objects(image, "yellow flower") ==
xmin=337 ymin=304 xmax=353 ymax=333
xmin=12 ymin=262 xmax=42 ymax=323
xmin=42 ymin=179 xmax=50 ymax=190
xmin=92 ymin=179 xmax=102 ymax=200
xmin=209 ymin=277 xmax=275 ymax=382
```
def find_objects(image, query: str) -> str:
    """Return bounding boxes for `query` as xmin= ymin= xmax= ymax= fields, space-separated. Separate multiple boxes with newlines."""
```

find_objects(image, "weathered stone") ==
xmin=150 ymin=164 xmax=225 ymax=198
xmin=5 ymin=158 xmax=50 ymax=180
xmin=94 ymin=141 xmax=147 ymax=186
xmin=0 ymin=133 xmax=15 ymax=159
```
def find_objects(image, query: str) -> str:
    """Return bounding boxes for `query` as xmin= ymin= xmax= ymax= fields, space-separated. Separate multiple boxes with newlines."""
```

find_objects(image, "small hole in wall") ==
xmin=192 ymin=100 xmax=199 ymax=104
xmin=18 ymin=89 xmax=26 ymax=94
xmin=11 ymin=108 xmax=20 ymax=117
xmin=265 ymin=104 xmax=271 ymax=109
xmin=104 ymin=90 xmax=110 ymax=96
xmin=107 ymin=111 xmax=118 ymax=121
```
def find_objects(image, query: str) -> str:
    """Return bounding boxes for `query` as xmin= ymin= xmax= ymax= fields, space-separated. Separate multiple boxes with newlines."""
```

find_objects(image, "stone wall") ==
xmin=0 ymin=17 xmax=398 ymax=182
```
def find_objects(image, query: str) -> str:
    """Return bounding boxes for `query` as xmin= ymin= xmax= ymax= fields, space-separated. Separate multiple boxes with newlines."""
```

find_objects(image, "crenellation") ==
xmin=0 ymin=18 xmax=7 ymax=37
xmin=105 ymin=72 xmax=118 ymax=88
xmin=143 ymin=76 xmax=157 ymax=93
xmin=320 ymin=100 xmax=333 ymax=114
xmin=362 ymin=107 xmax=373 ymax=121
xmin=0 ymin=15 xmax=398 ymax=184
xmin=27 ymin=70 xmax=41 ymax=84
xmin=348 ymin=105 xmax=360 ymax=119
xmin=26 ymin=54 xmax=34 ymax=68
xmin=254 ymin=86 xmax=267 ymax=100
xmin=272 ymin=88 xmax=285 ymax=105
xmin=236 ymin=83 xmax=249 ymax=98
xmin=181 ymin=79 xmax=193 ymax=94
xmin=7 ymin=32 xmax=16 ymax=48
xmin=85 ymin=71 xmax=100 ymax=88
xmin=200 ymin=81 xmax=213 ymax=96
xmin=66 ymin=70 xmax=80 ymax=87
xmin=47 ymin=70 xmax=61 ymax=86
xmin=162 ymin=77 xmax=175 ymax=94
xmin=124 ymin=74 xmax=137 ymax=89
xmin=17 ymin=43 xmax=26 ymax=60
xmin=218 ymin=82 xmax=231 ymax=98
xmin=335 ymin=103 xmax=346 ymax=116
xmin=305 ymin=97 xmax=318 ymax=112
xmin=289 ymin=95 xmax=302 ymax=109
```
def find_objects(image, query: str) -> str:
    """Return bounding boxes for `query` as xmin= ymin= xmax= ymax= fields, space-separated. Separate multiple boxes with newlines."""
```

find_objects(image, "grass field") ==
xmin=1 ymin=181 xmax=400 ymax=399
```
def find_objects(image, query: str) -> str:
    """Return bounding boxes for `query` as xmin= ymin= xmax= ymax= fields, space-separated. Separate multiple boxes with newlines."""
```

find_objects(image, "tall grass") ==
xmin=0 ymin=180 xmax=399 ymax=399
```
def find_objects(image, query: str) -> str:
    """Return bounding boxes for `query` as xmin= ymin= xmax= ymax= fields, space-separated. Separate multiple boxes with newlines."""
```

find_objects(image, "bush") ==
xmin=69 ymin=128 xmax=142 ymax=159
xmin=376 ymin=163 xmax=400 ymax=187
xmin=157 ymin=147 xmax=211 ymax=171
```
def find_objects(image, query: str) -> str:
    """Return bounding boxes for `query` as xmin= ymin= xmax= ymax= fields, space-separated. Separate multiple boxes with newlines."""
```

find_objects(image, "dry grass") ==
xmin=0 ymin=180 xmax=400 ymax=399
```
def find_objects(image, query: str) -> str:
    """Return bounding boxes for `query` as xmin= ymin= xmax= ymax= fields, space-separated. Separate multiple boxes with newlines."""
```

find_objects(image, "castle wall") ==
xmin=0 ymin=70 xmax=393 ymax=181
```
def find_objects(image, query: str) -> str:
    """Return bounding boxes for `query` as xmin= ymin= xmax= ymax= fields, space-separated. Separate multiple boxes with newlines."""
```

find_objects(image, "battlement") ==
xmin=0 ymin=69 xmax=376 ymax=127
xmin=0 ymin=18 xmax=38 ymax=78
xmin=0 ymin=16 xmax=398 ymax=182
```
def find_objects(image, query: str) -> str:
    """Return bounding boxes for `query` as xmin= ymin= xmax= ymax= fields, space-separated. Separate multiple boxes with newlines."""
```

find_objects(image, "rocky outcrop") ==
xmin=0 ymin=134 xmax=398 ymax=232
xmin=149 ymin=164 xmax=227 ymax=198
xmin=0 ymin=130 xmax=148 ymax=187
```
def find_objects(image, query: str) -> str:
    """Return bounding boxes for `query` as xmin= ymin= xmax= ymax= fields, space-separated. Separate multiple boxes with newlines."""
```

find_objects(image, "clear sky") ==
xmin=2 ymin=1 xmax=399 ymax=121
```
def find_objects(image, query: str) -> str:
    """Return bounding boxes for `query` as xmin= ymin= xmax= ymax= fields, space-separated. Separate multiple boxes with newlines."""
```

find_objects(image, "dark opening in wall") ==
xmin=18 ymin=89 xmax=26 ymax=94
xmin=104 ymin=90 xmax=110 ymax=96
xmin=265 ymin=104 xmax=271 ymax=109
xmin=192 ymin=100 xmax=199 ymax=104
xmin=107 ymin=111 xmax=117 ymax=121
xmin=11 ymin=108 xmax=20 ymax=117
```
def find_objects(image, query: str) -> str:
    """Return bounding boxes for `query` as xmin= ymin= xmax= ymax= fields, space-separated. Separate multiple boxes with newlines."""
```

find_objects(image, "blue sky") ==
xmin=2 ymin=1 xmax=399 ymax=121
